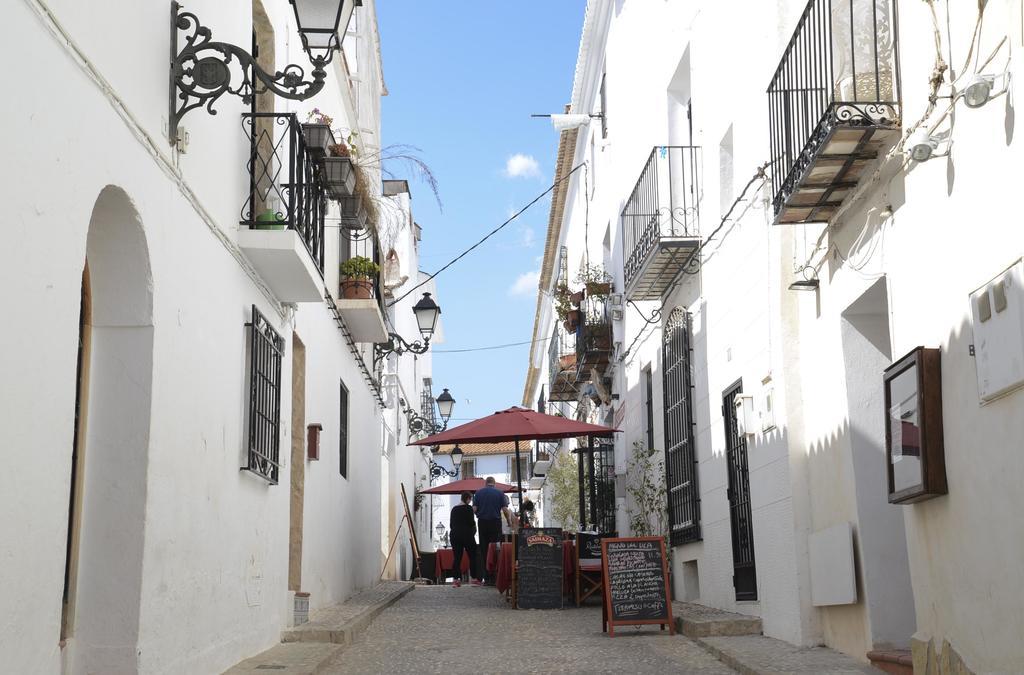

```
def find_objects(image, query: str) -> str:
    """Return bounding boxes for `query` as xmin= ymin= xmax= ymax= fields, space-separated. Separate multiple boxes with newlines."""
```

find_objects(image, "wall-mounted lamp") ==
xmin=961 ymin=72 xmax=1010 ymax=109
xmin=429 ymin=445 xmax=463 ymax=480
xmin=169 ymin=0 xmax=360 ymax=144
xmin=374 ymin=293 xmax=441 ymax=367
xmin=906 ymin=128 xmax=951 ymax=162
xmin=406 ymin=387 xmax=456 ymax=437
xmin=788 ymin=279 xmax=820 ymax=291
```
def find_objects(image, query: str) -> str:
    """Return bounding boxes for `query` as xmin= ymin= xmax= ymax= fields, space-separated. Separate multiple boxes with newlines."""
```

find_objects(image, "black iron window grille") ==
xmin=339 ymin=379 xmax=349 ymax=478
xmin=244 ymin=305 xmax=285 ymax=484
xmin=621 ymin=146 xmax=701 ymax=293
xmin=767 ymin=0 xmax=901 ymax=223
xmin=663 ymin=308 xmax=701 ymax=545
xmin=241 ymin=112 xmax=327 ymax=273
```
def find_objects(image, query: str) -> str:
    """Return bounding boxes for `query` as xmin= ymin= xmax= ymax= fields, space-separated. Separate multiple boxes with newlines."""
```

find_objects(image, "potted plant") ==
xmin=339 ymin=194 xmax=368 ymax=230
xmin=253 ymin=208 xmax=284 ymax=230
xmin=570 ymin=289 xmax=585 ymax=306
xmin=301 ymin=109 xmax=335 ymax=159
xmin=339 ymin=256 xmax=380 ymax=299
xmin=323 ymin=142 xmax=356 ymax=199
xmin=575 ymin=263 xmax=612 ymax=297
xmin=554 ymin=284 xmax=573 ymax=321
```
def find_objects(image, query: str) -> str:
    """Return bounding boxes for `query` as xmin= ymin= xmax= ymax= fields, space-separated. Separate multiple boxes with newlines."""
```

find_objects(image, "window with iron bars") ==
xmin=663 ymin=308 xmax=701 ymax=545
xmin=508 ymin=455 xmax=529 ymax=484
xmin=244 ymin=305 xmax=284 ymax=484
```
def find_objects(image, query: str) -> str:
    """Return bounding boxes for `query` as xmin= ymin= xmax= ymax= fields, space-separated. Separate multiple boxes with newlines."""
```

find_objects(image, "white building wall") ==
xmin=0 ymin=1 xmax=414 ymax=672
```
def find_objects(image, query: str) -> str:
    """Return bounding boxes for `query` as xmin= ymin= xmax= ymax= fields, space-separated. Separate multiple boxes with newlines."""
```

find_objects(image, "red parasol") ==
xmin=410 ymin=407 xmax=619 ymax=516
xmin=419 ymin=477 xmax=517 ymax=495
xmin=409 ymin=406 xmax=618 ymax=446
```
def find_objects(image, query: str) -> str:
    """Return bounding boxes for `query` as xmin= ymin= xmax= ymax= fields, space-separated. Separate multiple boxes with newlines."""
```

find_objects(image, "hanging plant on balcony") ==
xmin=553 ymin=284 xmax=573 ymax=321
xmin=301 ymin=108 xmax=335 ymax=159
xmin=564 ymin=309 xmax=581 ymax=333
xmin=575 ymin=263 xmax=613 ymax=297
xmin=339 ymin=256 xmax=380 ymax=300
xmin=323 ymin=142 xmax=357 ymax=200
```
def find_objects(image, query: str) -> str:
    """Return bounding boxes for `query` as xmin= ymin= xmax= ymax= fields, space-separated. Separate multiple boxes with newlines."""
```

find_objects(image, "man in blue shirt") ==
xmin=473 ymin=477 xmax=513 ymax=585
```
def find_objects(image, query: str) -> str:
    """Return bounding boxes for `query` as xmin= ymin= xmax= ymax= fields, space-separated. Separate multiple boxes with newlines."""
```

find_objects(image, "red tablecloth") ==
xmin=434 ymin=548 xmax=471 ymax=580
xmin=493 ymin=540 xmax=578 ymax=596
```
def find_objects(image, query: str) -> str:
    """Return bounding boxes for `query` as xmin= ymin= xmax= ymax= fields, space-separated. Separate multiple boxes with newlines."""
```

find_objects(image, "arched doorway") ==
xmin=62 ymin=186 xmax=154 ymax=673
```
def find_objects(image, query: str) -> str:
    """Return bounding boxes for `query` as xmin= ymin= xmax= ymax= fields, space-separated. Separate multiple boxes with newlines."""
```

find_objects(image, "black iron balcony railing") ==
xmin=621 ymin=146 xmax=701 ymax=300
xmin=576 ymin=295 xmax=612 ymax=380
xmin=548 ymin=323 xmax=578 ymax=402
xmin=768 ymin=0 xmax=901 ymax=224
xmin=241 ymin=112 xmax=327 ymax=273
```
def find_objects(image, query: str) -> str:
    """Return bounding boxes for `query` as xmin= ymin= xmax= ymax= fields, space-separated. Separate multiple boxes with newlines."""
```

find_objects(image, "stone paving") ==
xmin=321 ymin=585 xmax=737 ymax=674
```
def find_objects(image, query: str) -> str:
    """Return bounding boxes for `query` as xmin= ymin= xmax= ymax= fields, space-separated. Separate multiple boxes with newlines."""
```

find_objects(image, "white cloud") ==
xmin=508 ymin=269 xmax=541 ymax=297
xmin=504 ymin=153 xmax=541 ymax=179
xmin=520 ymin=227 xmax=536 ymax=248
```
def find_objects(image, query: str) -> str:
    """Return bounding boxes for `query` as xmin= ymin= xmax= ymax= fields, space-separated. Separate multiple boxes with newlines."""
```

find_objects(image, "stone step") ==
xmin=696 ymin=635 xmax=882 ymax=674
xmin=281 ymin=581 xmax=414 ymax=645
xmin=222 ymin=643 xmax=343 ymax=675
xmin=672 ymin=601 xmax=763 ymax=637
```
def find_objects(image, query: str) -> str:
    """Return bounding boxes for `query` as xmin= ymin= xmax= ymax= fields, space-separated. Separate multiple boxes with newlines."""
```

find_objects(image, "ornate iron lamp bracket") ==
xmin=374 ymin=332 xmax=430 ymax=370
xmin=429 ymin=458 xmax=458 ymax=480
xmin=169 ymin=1 xmax=327 ymax=144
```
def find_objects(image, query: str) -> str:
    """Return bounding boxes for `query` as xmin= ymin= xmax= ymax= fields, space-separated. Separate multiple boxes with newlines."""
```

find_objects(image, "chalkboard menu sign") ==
xmin=516 ymin=527 xmax=563 ymax=609
xmin=601 ymin=537 xmax=674 ymax=635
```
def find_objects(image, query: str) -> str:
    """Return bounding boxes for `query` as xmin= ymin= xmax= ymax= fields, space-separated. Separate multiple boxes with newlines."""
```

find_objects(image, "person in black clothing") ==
xmin=448 ymin=491 xmax=480 ymax=587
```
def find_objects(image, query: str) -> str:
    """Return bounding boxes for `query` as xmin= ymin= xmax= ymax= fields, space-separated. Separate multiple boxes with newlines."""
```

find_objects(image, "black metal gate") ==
xmin=723 ymin=381 xmax=757 ymax=600
xmin=663 ymin=309 xmax=700 ymax=545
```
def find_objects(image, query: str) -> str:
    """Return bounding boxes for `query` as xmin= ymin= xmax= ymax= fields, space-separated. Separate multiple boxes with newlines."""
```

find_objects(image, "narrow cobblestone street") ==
xmin=321 ymin=586 xmax=736 ymax=674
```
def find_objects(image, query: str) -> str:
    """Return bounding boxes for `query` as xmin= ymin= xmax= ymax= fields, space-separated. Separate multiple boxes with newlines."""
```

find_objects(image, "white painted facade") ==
xmin=524 ymin=1 xmax=1024 ymax=671
xmin=0 ymin=1 xmax=443 ymax=673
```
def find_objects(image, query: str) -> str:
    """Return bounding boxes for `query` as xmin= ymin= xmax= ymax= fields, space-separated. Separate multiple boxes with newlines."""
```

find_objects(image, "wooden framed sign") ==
xmin=601 ymin=537 xmax=674 ymax=636
xmin=516 ymin=527 xmax=563 ymax=609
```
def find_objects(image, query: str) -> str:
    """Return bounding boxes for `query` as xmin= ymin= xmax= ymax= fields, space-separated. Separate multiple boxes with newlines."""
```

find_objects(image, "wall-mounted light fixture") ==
xmin=429 ymin=445 xmax=464 ymax=480
xmin=906 ymin=128 xmax=951 ymax=162
xmin=961 ymin=72 xmax=1010 ymax=109
xmin=168 ymin=0 xmax=360 ymax=144
xmin=374 ymin=293 xmax=441 ymax=367
xmin=405 ymin=388 xmax=456 ymax=437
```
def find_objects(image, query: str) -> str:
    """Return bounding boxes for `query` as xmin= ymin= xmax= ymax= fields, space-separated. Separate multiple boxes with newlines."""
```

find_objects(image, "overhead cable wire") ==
xmin=388 ymin=163 xmax=585 ymax=307
xmin=431 ymin=335 xmax=553 ymax=354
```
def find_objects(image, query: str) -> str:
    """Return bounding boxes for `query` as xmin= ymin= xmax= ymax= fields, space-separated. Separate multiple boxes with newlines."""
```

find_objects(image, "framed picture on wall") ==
xmin=883 ymin=347 xmax=947 ymax=504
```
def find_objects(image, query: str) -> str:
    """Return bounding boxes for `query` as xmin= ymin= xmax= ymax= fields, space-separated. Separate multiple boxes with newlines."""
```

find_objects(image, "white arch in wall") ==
xmin=67 ymin=185 xmax=154 ymax=674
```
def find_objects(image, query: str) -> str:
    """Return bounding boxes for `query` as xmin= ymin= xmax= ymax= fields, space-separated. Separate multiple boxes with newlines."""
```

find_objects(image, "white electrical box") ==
xmin=970 ymin=259 xmax=1024 ymax=402
xmin=734 ymin=394 xmax=756 ymax=436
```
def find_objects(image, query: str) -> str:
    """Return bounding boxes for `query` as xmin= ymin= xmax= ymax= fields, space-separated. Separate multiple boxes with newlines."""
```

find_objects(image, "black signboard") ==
xmin=516 ymin=527 xmax=563 ymax=609
xmin=601 ymin=537 xmax=674 ymax=635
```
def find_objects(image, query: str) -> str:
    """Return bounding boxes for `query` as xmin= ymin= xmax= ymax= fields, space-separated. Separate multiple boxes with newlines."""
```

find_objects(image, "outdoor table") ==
xmin=486 ymin=542 xmax=501 ymax=573
xmin=434 ymin=548 xmax=471 ymax=582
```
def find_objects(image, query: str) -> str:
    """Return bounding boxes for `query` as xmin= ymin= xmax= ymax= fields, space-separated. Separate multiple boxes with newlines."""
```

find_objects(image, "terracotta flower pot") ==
xmin=340 ymin=278 xmax=373 ymax=299
xmin=570 ymin=290 xmax=585 ymax=306
xmin=558 ymin=354 xmax=577 ymax=371
xmin=565 ymin=309 xmax=581 ymax=331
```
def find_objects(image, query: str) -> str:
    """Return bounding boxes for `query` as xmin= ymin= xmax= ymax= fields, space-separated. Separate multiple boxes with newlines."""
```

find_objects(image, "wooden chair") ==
xmin=575 ymin=532 xmax=615 ymax=606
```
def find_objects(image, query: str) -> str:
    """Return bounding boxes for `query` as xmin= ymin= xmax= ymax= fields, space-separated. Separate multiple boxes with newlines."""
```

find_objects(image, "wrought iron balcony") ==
xmin=768 ymin=0 xmax=902 ymax=224
xmin=548 ymin=323 xmax=579 ymax=402
xmin=621 ymin=146 xmax=701 ymax=301
xmin=238 ymin=113 xmax=327 ymax=302
xmin=575 ymin=294 xmax=612 ymax=380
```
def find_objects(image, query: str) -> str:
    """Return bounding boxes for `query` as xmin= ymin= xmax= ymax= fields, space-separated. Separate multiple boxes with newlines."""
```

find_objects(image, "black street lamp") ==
xmin=406 ymin=387 xmax=456 ymax=438
xmin=169 ymin=0 xmax=360 ymax=144
xmin=375 ymin=293 xmax=441 ymax=367
xmin=429 ymin=445 xmax=464 ymax=480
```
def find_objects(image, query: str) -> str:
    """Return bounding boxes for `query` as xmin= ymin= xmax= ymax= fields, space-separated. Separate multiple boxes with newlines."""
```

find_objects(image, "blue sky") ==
xmin=378 ymin=2 xmax=586 ymax=424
